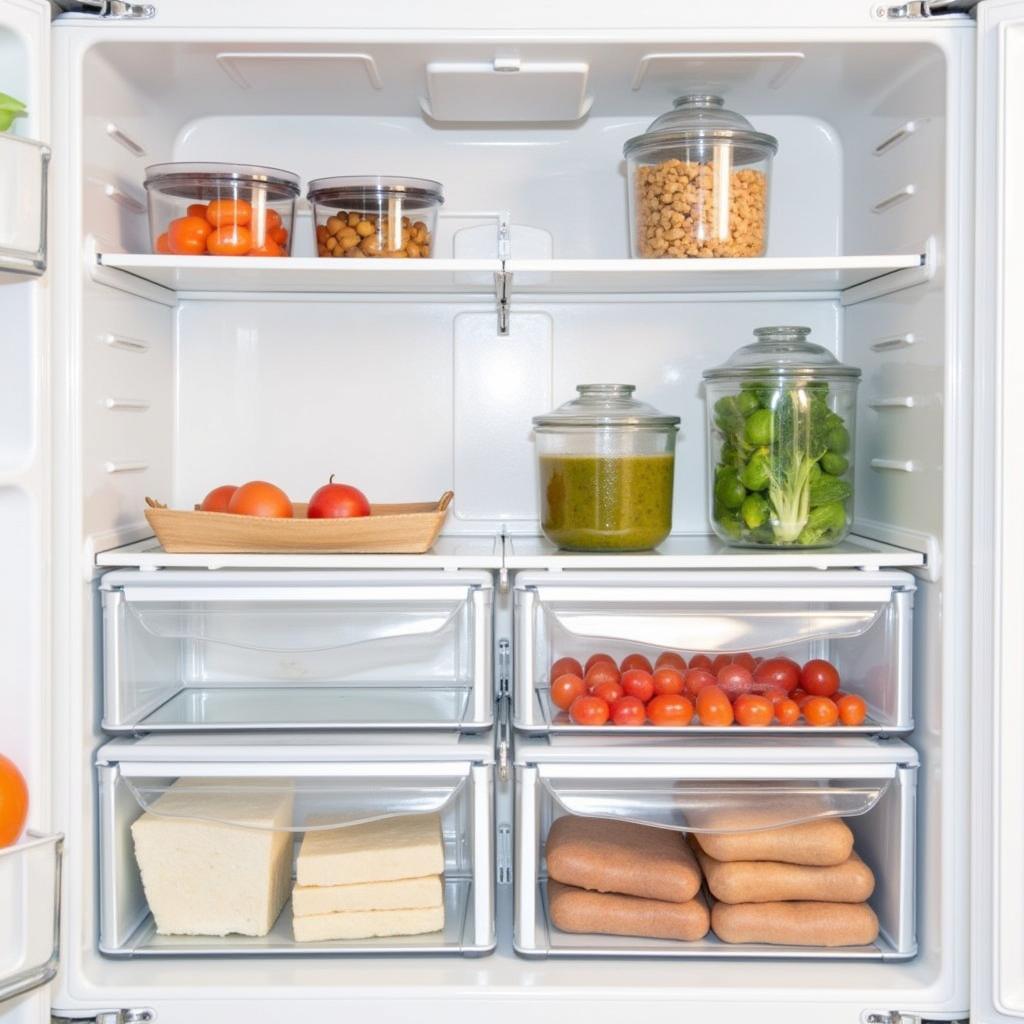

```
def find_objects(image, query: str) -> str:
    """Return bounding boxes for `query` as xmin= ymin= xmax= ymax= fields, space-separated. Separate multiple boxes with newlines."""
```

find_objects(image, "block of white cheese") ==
xmin=130 ymin=778 xmax=294 ymax=937
xmin=296 ymin=812 xmax=444 ymax=887
xmin=292 ymin=874 xmax=443 ymax=917
xmin=293 ymin=904 xmax=445 ymax=942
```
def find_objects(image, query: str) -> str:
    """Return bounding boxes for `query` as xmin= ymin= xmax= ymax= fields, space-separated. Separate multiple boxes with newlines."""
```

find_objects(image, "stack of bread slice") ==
xmin=545 ymin=814 xmax=709 ymax=941
xmin=292 ymin=811 xmax=446 ymax=942
xmin=693 ymin=814 xmax=879 ymax=947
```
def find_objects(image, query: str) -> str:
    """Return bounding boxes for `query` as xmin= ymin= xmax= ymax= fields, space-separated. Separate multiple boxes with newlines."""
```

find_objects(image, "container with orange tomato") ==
xmin=144 ymin=162 xmax=300 ymax=257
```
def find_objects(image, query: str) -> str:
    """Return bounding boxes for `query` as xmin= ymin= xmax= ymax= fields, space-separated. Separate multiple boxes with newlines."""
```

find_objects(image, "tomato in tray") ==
xmin=651 ymin=667 xmax=685 ymax=696
xmin=550 ymin=657 xmax=584 ymax=681
xmin=551 ymin=673 xmax=587 ymax=711
xmin=655 ymin=651 xmax=687 ymax=672
xmin=647 ymin=694 xmax=694 ymax=727
xmin=569 ymin=694 xmax=610 ymax=726
xmin=801 ymin=659 xmax=841 ymax=697
xmin=621 ymin=669 xmax=655 ymax=704
xmin=610 ymin=695 xmax=646 ymax=726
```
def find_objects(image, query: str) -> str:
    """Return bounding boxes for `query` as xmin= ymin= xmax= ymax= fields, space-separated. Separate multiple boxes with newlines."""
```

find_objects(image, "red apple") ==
xmin=307 ymin=476 xmax=370 ymax=519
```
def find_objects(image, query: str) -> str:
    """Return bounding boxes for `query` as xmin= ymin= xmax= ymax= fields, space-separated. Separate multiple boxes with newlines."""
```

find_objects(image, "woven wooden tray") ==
xmin=144 ymin=492 xmax=454 ymax=554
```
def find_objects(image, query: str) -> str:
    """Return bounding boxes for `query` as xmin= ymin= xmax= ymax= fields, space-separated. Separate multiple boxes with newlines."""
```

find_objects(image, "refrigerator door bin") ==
xmin=0 ymin=831 xmax=63 ymax=1001
xmin=0 ymin=132 xmax=49 ymax=275
xmin=514 ymin=735 xmax=917 ymax=960
xmin=96 ymin=733 xmax=495 ymax=957
xmin=513 ymin=570 xmax=914 ymax=735
xmin=101 ymin=569 xmax=493 ymax=732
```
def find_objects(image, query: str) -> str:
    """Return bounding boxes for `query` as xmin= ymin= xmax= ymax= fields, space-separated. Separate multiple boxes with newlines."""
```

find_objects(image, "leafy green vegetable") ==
xmin=809 ymin=475 xmax=853 ymax=508
xmin=0 ymin=92 xmax=26 ymax=133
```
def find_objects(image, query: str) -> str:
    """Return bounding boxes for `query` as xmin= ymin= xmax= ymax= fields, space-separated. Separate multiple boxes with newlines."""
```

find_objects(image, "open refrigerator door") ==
xmin=0 ymin=2 xmax=61 ymax=1024
xmin=972 ymin=2 xmax=1024 ymax=1023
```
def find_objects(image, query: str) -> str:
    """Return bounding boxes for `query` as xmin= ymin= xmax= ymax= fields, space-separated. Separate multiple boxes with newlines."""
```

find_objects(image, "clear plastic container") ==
xmin=307 ymin=176 xmax=443 ymax=259
xmin=533 ymin=385 xmax=680 ymax=552
xmin=144 ymin=162 xmax=300 ymax=257
xmin=703 ymin=326 xmax=861 ymax=548
xmin=623 ymin=95 xmax=777 ymax=258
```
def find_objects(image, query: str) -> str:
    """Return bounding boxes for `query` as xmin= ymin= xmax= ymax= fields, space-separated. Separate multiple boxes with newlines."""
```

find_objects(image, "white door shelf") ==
xmin=0 ymin=831 xmax=63 ymax=1002
xmin=0 ymin=133 xmax=49 ymax=275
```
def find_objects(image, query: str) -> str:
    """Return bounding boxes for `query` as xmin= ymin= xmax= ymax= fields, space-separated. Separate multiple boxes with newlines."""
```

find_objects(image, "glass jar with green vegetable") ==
xmin=703 ymin=326 xmax=860 ymax=548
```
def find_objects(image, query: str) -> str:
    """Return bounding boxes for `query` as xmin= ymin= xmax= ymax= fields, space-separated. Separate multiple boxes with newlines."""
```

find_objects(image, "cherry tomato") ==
xmin=837 ymin=694 xmax=868 ymax=726
xmin=249 ymin=237 xmax=283 ymax=257
xmin=610 ymin=695 xmax=646 ymax=726
xmin=801 ymin=659 xmax=841 ymax=697
xmin=620 ymin=653 xmax=653 ymax=674
xmin=733 ymin=694 xmax=774 ymax=727
xmin=647 ymin=694 xmax=694 ymax=727
xmin=753 ymin=656 xmax=801 ymax=694
xmin=710 ymin=654 xmax=733 ymax=675
xmin=167 ymin=215 xmax=212 ymax=255
xmin=585 ymin=662 xmax=620 ymax=692
xmin=585 ymin=653 xmax=616 ymax=673
xmin=655 ymin=652 xmax=687 ymax=672
xmin=206 ymin=197 xmax=252 ymax=227
xmin=696 ymin=684 xmax=734 ymax=727
xmin=154 ymin=232 xmax=172 ymax=254
xmin=716 ymin=663 xmax=755 ymax=700
xmin=790 ymin=688 xmax=808 ymax=704
xmin=207 ymin=224 xmax=253 ymax=256
xmin=569 ymin=694 xmax=610 ymax=726
xmin=688 ymin=654 xmax=713 ymax=671
xmin=199 ymin=484 xmax=238 ymax=512
xmin=733 ymin=652 xmax=757 ymax=672
xmin=551 ymin=673 xmax=587 ymax=711
xmin=551 ymin=657 xmax=584 ymax=682
xmin=620 ymin=669 xmax=655 ymax=703
xmin=774 ymin=698 xmax=801 ymax=726
xmin=187 ymin=202 xmax=209 ymax=219
xmin=803 ymin=696 xmax=839 ymax=727
xmin=758 ymin=685 xmax=789 ymax=705
xmin=682 ymin=667 xmax=718 ymax=699
xmin=651 ymin=667 xmax=685 ymax=696
xmin=592 ymin=680 xmax=625 ymax=705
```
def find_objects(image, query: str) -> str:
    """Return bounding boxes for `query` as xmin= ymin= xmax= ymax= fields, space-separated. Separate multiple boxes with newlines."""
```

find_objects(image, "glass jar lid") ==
xmin=144 ymin=162 xmax=301 ymax=199
xmin=533 ymin=384 xmax=681 ymax=429
xmin=703 ymin=326 xmax=862 ymax=381
xmin=623 ymin=95 xmax=779 ymax=163
xmin=308 ymin=175 xmax=444 ymax=205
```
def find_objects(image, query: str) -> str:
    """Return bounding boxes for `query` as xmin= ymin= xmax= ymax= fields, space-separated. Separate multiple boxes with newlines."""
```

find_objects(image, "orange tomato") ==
xmin=803 ymin=696 xmax=839 ymax=727
xmin=551 ymin=657 xmax=583 ymax=682
xmin=226 ymin=480 xmax=293 ymax=518
xmin=682 ymin=667 xmax=717 ymax=700
xmin=774 ymin=698 xmax=801 ymax=726
xmin=0 ymin=754 xmax=29 ymax=848
xmin=651 ymin=667 xmax=685 ymax=696
xmin=187 ymin=202 xmax=209 ymax=219
xmin=688 ymin=654 xmax=713 ymax=671
xmin=167 ymin=215 xmax=211 ymax=255
xmin=647 ymin=694 xmax=694 ymax=727
xmin=206 ymin=197 xmax=252 ymax=227
xmin=620 ymin=669 xmax=655 ymax=703
xmin=585 ymin=662 xmax=620 ymax=691
xmin=585 ymin=653 xmax=616 ymax=673
xmin=732 ymin=651 xmax=757 ymax=672
xmin=710 ymin=653 xmax=733 ymax=674
xmin=837 ymin=694 xmax=868 ymax=726
xmin=592 ymin=680 xmax=624 ymax=705
xmin=733 ymin=694 xmax=774 ymax=727
xmin=207 ymin=224 xmax=253 ymax=256
xmin=154 ymin=232 xmax=172 ymax=254
xmin=655 ymin=651 xmax=687 ymax=672
xmin=620 ymin=653 xmax=653 ymax=674
xmin=551 ymin=673 xmax=587 ymax=711
xmin=696 ymin=684 xmax=734 ymax=727
xmin=248 ymin=238 xmax=283 ymax=257
xmin=610 ymin=695 xmax=646 ymax=726
xmin=569 ymin=694 xmax=610 ymax=726
xmin=199 ymin=484 xmax=237 ymax=512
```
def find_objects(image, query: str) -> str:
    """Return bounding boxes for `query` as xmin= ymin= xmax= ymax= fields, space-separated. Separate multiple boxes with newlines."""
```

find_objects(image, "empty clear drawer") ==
xmin=513 ymin=570 xmax=914 ymax=735
xmin=101 ymin=569 xmax=493 ymax=732
xmin=514 ymin=734 xmax=917 ymax=960
xmin=96 ymin=732 xmax=495 ymax=957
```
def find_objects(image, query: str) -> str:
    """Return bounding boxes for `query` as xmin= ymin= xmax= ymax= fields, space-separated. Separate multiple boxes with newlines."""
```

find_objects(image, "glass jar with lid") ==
xmin=703 ymin=327 xmax=861 ymax=548
xmin=533 ymin=384 xmax=680 ymax=551
xmin=623 ymin=95 xmax=777 ymax=259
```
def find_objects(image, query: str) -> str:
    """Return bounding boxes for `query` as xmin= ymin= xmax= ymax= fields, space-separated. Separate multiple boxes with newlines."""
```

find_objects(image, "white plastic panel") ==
xmin=0 ymin=133 xmax=48 ymax=274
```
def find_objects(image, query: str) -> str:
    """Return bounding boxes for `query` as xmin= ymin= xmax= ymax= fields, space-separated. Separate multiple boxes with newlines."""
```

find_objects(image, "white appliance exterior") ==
xmin=1 ymin=0 xmax=1016 ymax=1021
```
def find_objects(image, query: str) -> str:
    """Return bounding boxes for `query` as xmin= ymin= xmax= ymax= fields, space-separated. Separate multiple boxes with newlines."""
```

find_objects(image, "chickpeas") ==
xmin=633 ymin=160 xmax=767 ymax=258
xmin=315 ymin=210 xmax=433 ymax=259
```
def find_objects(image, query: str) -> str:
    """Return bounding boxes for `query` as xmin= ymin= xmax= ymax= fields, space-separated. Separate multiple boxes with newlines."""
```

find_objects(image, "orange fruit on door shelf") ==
xmin=0 ymin=754 xmax=29 ymax=848
xmin=226 ymin=480 xmax=293 ymax=518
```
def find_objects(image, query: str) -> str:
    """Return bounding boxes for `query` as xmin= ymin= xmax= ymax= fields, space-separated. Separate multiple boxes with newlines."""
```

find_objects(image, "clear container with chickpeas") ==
xmin=623 ymin=95 xmax=777 ymax=259
xmin=307 ymin=176 xmax=443 ymax=259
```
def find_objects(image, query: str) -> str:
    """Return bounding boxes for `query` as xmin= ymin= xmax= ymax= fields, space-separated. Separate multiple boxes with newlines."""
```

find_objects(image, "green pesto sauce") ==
xmin=540 ymin=453 xmax=675 ymax=551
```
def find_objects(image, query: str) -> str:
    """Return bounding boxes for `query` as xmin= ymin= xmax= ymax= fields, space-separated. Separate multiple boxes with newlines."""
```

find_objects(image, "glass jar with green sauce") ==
xmin=533 ymin=385 xmax=680 ymax=551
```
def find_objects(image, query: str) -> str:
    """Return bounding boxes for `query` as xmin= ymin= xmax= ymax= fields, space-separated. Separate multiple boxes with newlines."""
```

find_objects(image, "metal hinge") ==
xmin=496 ymin=824 xmax=513 ymax=884
xmin=874 ymin=0 xmax=975 ymax=17
xmin=494 ymin=269 xmax=511 ymax=336
xmin=864 ymin=1013 xmax=923 ymax=1024
xmin=497 ymin=695 xmax=511 ymax=782
xmin=52 ymin=1 xmax=155 ymax=18
xmin=53 ymin=1010 xmax=155 ymax=1024
xmin=497 ymin=639 xmax=511 ymax=697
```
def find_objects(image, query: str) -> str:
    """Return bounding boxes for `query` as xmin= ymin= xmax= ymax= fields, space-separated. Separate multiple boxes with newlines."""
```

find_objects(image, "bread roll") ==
xmin=711 ymin=900 xmax=879 ymax=947
xmin=549 ymin=881 xmax=709 ymax=942
xmin=695 ymin=847 xmax=875 ymax=904
xmin=546 ymin=815 xmax=701 ymax=903
xmin=694 ymin=816 xmax=853 ymax=867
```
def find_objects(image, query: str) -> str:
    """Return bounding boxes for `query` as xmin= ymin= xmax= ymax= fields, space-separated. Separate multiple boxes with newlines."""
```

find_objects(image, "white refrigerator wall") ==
xmin=32 ymin=8 xmax=977 ymax=1024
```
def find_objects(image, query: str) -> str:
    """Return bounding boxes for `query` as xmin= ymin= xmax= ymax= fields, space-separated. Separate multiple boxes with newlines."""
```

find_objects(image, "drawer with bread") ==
xmin=100 ymin=569 xmax=493 ymax=733
xmin=513 ymin=734 xmax=917 ymax=959
xmin=95 ymin=732 xmax=495 ymax=956
xmin=513 ymin=570 xmax=914 ymax=735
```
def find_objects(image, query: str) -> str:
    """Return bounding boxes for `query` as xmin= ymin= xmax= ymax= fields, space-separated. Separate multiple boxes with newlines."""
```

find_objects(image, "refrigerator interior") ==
xmin=27 ymin=8 xmax=975 ymax=1023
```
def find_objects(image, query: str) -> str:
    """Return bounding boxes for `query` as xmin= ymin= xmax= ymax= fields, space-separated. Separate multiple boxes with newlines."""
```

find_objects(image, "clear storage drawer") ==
xmin=96 ymin=733 xmax=495 ymax=957
xmin=101 ymin=570 xmax=493 ymax=732
xmin=513 ymin=570 xmax=914 ymax=735
xmin=0 ymin=831 xmax=63 ymax=1001
xmin=514 ymin=735 xmax=917 ymax=960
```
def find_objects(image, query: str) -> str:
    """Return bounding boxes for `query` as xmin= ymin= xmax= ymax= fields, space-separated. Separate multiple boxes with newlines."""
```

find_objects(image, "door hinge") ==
xmin=496 ymin=824 xmax=513 ymax=884
xmin=497 ymin=639 xmax=511 ymax=697
xmin=873 ymin=0 xmax=975 ymax=17
xmin=864 ymin=1013 xmax=923 ymax=1024
xmin=494 ymin=269 xmax=511 ymax=336
xmin=52 ymin=1 xmax=156 ymax=18
xmin=53 ymin=1010 xmax=155 ymax=1024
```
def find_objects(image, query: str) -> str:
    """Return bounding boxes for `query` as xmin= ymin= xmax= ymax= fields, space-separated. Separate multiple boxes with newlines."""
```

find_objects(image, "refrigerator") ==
xmin=0 ymin=0 xmax=1019 ymax=1022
